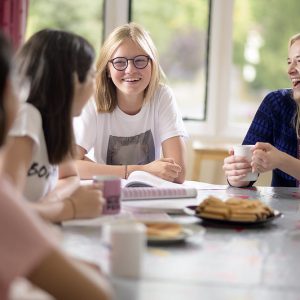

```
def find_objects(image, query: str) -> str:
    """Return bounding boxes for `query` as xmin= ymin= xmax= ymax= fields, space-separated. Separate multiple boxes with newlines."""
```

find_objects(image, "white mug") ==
xmin=107 ymin=222 xmax=146 ymax=278
xmin=233 ymin=145 xmax=258 ymax=181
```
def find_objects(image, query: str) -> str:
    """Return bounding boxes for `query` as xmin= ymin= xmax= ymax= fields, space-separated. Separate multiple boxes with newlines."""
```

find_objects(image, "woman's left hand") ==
xmin=143 ymin=158 xmax=182 ymax=182
xmin=251 ymin=142 xmax=284 ymax=173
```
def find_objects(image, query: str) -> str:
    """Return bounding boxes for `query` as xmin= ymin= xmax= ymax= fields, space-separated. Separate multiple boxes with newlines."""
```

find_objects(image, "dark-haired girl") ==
xmin=3 ymin=29 xmax=104 ymax=222
xmin=0 ymin=30 xmax=111 ymax=300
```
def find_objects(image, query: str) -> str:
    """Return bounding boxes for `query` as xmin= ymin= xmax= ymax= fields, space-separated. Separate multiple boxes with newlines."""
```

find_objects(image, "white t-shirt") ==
xmin=74 ymin=84 xmax=187 ymax=165
xmin=9 ymin=103 xmax=58 ymax=202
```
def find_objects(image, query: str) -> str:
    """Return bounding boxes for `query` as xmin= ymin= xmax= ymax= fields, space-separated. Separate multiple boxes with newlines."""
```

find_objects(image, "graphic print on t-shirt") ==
xmin=106 ymin=130 xmax=155 ymax=165
xmin=27 ymin=162 xmax=57 ymax=180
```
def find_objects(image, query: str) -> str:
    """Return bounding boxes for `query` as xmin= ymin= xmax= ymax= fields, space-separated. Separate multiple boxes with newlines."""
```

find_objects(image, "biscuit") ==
xmin=226 ymin=198 xmax=245 ymax=206
xmin=202 ymin=206 xmax=230 ymax=218
xmin=230 ymin=213 xmax=257 ymax=222
xmin=199 ymin=196 xmax=226 ymax=207
xmin=145 ymin=222 xmax=182 ymax=238
xmin=229 ymin=207 xmax=266 ymax=219
xmin=195 ymin=196 xmax=274 ymax=222
xmin=199 ymin=212 xmax=226 ymax=220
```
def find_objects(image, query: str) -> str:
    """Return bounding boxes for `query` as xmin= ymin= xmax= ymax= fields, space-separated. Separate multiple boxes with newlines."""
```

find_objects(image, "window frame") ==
xmin=179 ymin=0 xmax=238 ymax=138
xmin=103 ymin=0 xmax=246 ymax=140
xmin=129 ymin=0 xmax=212 ymax=124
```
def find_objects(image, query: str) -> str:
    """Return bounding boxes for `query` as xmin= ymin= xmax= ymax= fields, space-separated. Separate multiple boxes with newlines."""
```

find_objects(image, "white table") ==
xmin=61 ymin=186 xmax=300 ymax=300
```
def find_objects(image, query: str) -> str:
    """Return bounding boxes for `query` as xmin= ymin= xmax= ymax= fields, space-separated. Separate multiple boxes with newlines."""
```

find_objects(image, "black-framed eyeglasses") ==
xmin=109 ymin=55 xmax=151 ymax=71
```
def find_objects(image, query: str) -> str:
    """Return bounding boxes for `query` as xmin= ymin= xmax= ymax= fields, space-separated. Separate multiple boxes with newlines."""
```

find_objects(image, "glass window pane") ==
xmin=26 ymin=0 xmax=103 ymax=52
xmin=230 ymin=0 xmax=299 ymax=126
xmin=131 ymin=0 xmax=210 ymax=120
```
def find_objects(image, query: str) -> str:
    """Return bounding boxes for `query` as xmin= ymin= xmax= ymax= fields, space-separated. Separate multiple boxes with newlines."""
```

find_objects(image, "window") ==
xmin=26 ymin=0 xmax=300 ymax=140
xmin=26 ymin=0 xmax=104 ymax=53
xmin=131 ymin=0 xmax=211 ymax=121
xmin=229 ymin=0 xmax=298 ymax=127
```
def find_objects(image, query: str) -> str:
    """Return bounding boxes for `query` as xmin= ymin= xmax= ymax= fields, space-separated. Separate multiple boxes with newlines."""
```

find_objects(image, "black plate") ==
xmin=184 ymin=205 xmax=283 ymax=226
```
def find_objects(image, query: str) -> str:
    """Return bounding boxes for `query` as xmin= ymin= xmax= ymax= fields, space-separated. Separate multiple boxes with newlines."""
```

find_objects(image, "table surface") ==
xmin=61 ymin=185 xmax=300 ymax=300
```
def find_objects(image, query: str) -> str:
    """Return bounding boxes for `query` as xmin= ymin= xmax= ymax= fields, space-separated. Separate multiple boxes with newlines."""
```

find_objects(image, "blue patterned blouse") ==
xmin=243 ymin=89 xmax=299 ymax=187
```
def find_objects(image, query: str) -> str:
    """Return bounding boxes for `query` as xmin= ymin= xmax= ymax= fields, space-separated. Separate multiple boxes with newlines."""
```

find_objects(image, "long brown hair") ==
xmin=16 ymin=29 xmax=95 ymax=164
xmin=0 ymin=32 xmax=12 ymax=146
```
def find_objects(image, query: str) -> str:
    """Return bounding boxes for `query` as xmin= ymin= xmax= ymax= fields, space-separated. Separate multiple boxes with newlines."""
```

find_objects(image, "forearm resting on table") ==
xmin=76 ymin=160 xmax=125 ymax=179
xmin=42 ymin=175 xmax=79 ymax=202
xmin=76 ymin=159 xmax=147 ymax=180
xmin=76 ymin=160 xmax=186 ymax=183
xmin=27 ymin=248 xmax=112 ymax=300
xmin=75 ymin=145 xmax=186 ymax=182
xmin=161 ymin=136 xmax=187 ymax=183
xmin=29 ymin=200 xmax=73 ymax=223
xmin=173 ymin=165 xmax=185 ymax=184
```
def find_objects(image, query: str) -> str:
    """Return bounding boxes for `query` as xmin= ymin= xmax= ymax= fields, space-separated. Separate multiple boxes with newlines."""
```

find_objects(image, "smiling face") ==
xmin=288 ymin=39 xmax=300 ymax=102
xmin=107 ymin=38 xmax=152 ymax=103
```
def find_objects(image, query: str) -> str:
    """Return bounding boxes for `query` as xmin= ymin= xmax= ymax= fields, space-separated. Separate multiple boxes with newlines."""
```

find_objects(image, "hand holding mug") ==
xmin=252 ymin=142 xmax=284 ymax=173
xmin=232 ymin=145 xmax=258 ymax=181
xmin=223 ymin=147 xmax=253 ymax=182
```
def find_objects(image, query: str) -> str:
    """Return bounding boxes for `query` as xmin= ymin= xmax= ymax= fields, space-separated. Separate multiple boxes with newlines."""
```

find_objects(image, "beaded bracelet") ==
xmin=124 ymin=165 xmax=129 ymax=179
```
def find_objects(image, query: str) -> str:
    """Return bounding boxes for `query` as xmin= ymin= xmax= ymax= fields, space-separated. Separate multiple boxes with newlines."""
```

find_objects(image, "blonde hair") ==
xmin=95 ymin=22 xmax=165 ymax=112
xmin=289 ymin=33 xmax=300 ymax=137
xmin=289 ymin=33 xmax=300 ymax=48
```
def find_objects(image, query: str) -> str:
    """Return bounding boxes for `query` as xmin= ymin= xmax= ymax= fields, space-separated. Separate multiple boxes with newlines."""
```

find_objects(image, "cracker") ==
xmin=230 ymin=213 xmax=257 ymax=222
xmin=202 ymin=206 xmax=230 ymax=218
xmin=145 ymin=222 xmax=182 ymax=238
xmin=196 ymin=195 xmax=274 ymax=222
xmin=199 ymin=212 xmax=226 ymax=220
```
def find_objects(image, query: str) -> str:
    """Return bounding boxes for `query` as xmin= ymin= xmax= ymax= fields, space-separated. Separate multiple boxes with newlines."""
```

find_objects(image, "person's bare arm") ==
xmin=2 ymin=136 xmax=34 ymax=191
xmin=27 ymin=248 xmax=112 ymax=300
xmin=29 ymin=200 xmax=73 ymax=223
xmin=74 ymin=145 xmax=127 ymax=179
xmin=42 ymin=158 xmax=80 ymax=202
xmin=252 ymin=142 xmax=300 ymax=180
xmin=75 ymin=143 xmax=185 ymax=183
xmin=30 ymin=184 xmax=104 ymax=223
xmin=3 ymin=136 xmax=80 ymax=203
xmin=161 ymin=136 xmax=186 ymax=183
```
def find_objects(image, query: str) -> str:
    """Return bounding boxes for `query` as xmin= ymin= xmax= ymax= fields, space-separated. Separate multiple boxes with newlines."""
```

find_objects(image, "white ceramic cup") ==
xmin=233 ymin=145 xmax=258 ymax=181
xmin=108 ymin=222 xmax=146 ymax=278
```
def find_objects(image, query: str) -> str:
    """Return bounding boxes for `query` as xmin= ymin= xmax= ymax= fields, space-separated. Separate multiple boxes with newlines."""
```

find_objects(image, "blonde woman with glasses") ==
xmin=74 ymin=22 xmax=187 ymax=183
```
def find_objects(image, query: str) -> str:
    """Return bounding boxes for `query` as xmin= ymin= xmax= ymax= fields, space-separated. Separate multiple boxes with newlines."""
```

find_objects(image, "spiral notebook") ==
xmin=121 ymin=171 xmax=198 ymax=200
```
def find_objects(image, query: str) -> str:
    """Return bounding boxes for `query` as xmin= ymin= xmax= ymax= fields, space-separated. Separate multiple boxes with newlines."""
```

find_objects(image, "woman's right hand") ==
xmin=68 ymin=185 xmax=104 ymax=219
xmin=143 ymin=158 xmax=182 ymax=182
xmin=222 ymin=148 xmax=252 ymax=187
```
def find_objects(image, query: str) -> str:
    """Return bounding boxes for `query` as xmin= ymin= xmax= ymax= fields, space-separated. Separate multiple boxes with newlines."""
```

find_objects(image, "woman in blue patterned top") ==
xmin=223 ymin=33 xmax=300 ymax=187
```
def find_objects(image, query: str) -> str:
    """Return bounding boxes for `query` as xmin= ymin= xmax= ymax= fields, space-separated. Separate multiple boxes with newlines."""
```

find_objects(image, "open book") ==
xmin=121 ymin=171 xmax=197 ymax=200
